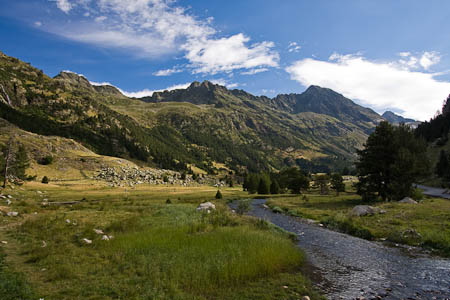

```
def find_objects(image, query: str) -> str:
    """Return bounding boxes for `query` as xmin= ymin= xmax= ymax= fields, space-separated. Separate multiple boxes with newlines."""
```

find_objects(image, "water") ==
xmin=237 ymin=199 xmax=450 ymax=300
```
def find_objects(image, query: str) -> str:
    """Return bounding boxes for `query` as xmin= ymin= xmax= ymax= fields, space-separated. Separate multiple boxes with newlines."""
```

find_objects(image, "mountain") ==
xmin=382 ymin=111 xmax=416 ymax=124
xmin=0 ymin=50 xmax=381 ymax=173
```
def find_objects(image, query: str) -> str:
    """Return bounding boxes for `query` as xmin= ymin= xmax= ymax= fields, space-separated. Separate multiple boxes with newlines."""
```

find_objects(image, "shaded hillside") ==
xmin=382 ymin=111 xmax=416 ymax=124
xmin=0 ymin=50 xmax=381 ymax=173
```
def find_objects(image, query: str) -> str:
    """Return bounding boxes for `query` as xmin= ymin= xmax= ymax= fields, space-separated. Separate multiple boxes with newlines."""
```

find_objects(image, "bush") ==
xmin=272 ymin=206 xmax=283 ymax=214
xmin=215 ymin=190 xmax=223 ymax=199
xmin=166 ymin=198 xmax=172 ymax=204
xmin=410 ymin=188 xmax=424 ymax=201
xmin=38 ymin=156 xmax=53 ymax=165
xmin=322 ymin=216 xmax=373 ymax=240
xmin=41 ymin=176 xmax=49 ymax=184
xmin=162 ymin=175 xmax=169 ymax=183
xmin=236 ymin=200 xmax=250 ymax=215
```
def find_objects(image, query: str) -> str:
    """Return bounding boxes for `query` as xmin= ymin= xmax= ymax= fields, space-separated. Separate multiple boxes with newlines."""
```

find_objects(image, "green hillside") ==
xmin=0 ymin=50 xmax=380 ymax=174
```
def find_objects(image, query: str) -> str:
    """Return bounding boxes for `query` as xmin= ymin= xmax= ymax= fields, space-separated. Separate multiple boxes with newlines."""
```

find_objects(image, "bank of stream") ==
xmin=235 ymin=199 xmax=450 ymax=300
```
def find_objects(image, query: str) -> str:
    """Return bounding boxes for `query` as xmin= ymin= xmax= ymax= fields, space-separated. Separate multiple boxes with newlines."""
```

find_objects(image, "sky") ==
xmin=1 ymin=0 xmax=450 ymax=121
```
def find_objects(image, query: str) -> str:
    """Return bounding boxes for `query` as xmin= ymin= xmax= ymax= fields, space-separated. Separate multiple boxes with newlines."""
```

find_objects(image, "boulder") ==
xmin=399 ymin=197 xmax=418 ymax=204
xmin=82 ymin=238 xmax=92 ymax=244
xmin=7 ymin=211 xmax=19 ymax=217
xmin=197 ymin=202 xmax=216 ymax=212
xmin=350 ymin=205 xmax=378 ymax=217
xmin=93 ymin=229 xmax=104 ymax=235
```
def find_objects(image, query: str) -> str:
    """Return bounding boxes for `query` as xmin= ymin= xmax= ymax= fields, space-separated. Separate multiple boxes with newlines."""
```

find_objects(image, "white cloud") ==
xmin=184 ymin=33 xmax=279 ymax=74
xmin=34 ymin=21 xmax=42 ymax=27
xmin=286 ymin=53 xmax=450 ymax=121
xmin=121 ymin=82 xmax=191 ymax=98
xmin=90 ymin=81 xmax=115 ymax=86
xmin=153 ymin=67 xmax=183 ymax=76
xmin=95 ymin=16 xmax=107 ymax=23
xmin=396 ymin=51 xmax=441 ymax=71
xmin=209 ymin=79 xmax=239 ymax=89
xmin=55 ymin=0 xmax=72 ymax=13
xmin=288 ymin=42 xmax=301 ymax=53
xmin=420 ymin=51 xmax=440 ymax=70
xmin=47 ymin=0 xmax=278 ymax=75
xmin=241 ymin=68 xmax=268 ymax=75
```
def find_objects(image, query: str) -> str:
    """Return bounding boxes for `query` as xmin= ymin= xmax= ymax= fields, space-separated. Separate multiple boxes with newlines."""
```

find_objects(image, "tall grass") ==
xmin=105 ymin=225 xmax=304 ymax=295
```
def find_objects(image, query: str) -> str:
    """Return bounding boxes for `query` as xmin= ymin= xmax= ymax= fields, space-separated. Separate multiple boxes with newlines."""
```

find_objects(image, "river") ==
xmin=239 ymin=199 xmax=450 ymax=300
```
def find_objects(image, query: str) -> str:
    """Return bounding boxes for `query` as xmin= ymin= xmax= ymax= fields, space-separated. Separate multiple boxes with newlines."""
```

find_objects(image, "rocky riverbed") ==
xmin=239 ymin=199 xmax=450 ymax=300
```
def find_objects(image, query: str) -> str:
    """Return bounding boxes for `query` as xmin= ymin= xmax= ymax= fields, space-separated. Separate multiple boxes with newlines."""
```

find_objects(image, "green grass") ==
xmin=0 ymin=250 xmax=36 ymax=300
xmin=267 ymin=188 xmax=450 ymax=257
xmin=0 ymin=183 xmax=323 ymax=300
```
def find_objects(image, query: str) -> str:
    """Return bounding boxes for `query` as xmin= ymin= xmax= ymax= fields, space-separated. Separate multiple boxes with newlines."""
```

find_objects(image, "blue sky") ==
xmin=1 ymin=0 xmax=450 ymax=120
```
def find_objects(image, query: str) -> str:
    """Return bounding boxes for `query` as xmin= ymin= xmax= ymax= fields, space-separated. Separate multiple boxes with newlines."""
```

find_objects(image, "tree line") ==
xmin=243 ymin=167 xmax=345 ymax=196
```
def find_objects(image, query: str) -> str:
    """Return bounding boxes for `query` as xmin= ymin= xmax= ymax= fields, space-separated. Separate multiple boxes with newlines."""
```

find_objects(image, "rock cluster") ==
xmin=350 ymin=205 xmax=386 ymax=217
xmin=197 ymin=202 xmax=216 ymax=213
xmin=94 ymin=166 xmax=207 ymax=187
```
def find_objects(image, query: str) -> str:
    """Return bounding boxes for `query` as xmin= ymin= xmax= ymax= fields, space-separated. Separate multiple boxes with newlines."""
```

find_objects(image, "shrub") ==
xmin=166 ymin=198 xmax=172 ymax=204
xmin=162 ymin=175 xmax=169 ymax=183
xmin=38 ymin=155 xmax=53 ymax=165
xmin=272 ymin=206 xmax=283 ymax=214
xmin=215 ymin=190 xmax=223 ymax=199
xmin=41 ymin=176 xmax=49 ymax=184
xmin=410 ymin=188 xmax=424 ymax=201
xmin=236 ymin=200 xmax=250 ymax=215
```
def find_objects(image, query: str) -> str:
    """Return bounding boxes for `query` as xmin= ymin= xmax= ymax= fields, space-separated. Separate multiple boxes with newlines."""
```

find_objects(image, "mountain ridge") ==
xmin=0 ymin=50 xmax=381 ymax=173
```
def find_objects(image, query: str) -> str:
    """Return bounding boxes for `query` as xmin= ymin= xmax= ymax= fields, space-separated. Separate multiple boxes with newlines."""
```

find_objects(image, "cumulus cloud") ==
xmin=184 ymin=34 xmax=279 ymax=74
xmin=47 ymin=0 xmax=278 ymax=75
xmin=397 ymin=51 xmax=441 ymax=70
xmin=286 ymin=53 xmax=450 ymax=121
xmin=55 ymin=0 xmax=72 ymax=13
xmin=420 ymin=51 xmax=441 ymax=70
xmin=34 ymin=21 xmax=42 ymax=27
xmin=288 ymin=42 xmax=301 ymax=53
xmin=121 ymin=82 xmax=191 ymax=98
xmin=241 ymin=68 xmax=269 ymax=75
xmin=153 ymin=67 xmax=183 ymax=76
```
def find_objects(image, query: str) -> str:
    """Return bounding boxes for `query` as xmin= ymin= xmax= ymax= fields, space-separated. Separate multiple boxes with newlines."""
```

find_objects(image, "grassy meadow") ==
xmin=0 ymin=182 xmax=323 ymax=300
xmin=266 ymin=183 xmax=450 ymax=257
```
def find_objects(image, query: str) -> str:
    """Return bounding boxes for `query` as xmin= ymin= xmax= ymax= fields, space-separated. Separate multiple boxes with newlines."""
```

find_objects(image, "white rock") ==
xmin=7 ymin=195 xmax=12 ymax=199
xmin=101 ymin=235 xmax=110 ymax=241
xmin=7 ymin=211 xmax=19 ymax=217
xmin=42 ymin=241 xmax=47 ymax=248
xmin=94 ymin=229 xmax=104 ymax=235
xmin=302 ymin=296 xmax=311 ymax=300
xmin=65 ymin=219 xmax=71 ymax=224
xmin=82 ymin=238 xmax=92 ymax=244
xmin=1 ymin=241 xmax=7 ymax=244
xmin=399 ymin=197 xmax=418 ymax=204
xmin=6 ymin=199 xmax=11 ymax=205
xmin=37 ymin=191 xmax=42 ymax=194
xmin=350 ymin=205 xmax=384 ymax=217
xmin=0 ymin=195 xmax=6 ymax=199
xmin=196 ymin=202 xmax=216 ymax=211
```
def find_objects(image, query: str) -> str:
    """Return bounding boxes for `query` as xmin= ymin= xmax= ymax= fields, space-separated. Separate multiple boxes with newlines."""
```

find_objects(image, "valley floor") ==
xmin=0 ymin=181 xmax=323 ymax=300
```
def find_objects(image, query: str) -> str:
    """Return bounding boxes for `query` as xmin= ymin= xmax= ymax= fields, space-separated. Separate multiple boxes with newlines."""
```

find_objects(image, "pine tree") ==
xmin=356 ymin=122 xmax=429 ymax=201
xmin=289 ymin=173 xmax=310 ymax=194
xmin=11 ymin=144 xmax=29 ymax=180
xmin=257 ymin=175 xmax=270 ymax=195
xmin=436 ymin=150 xmax=449 ymax=178
xmin=270 ymin=179 xmax=280 ymax=194
xmin=2 ymin=137 xmax=14 ymax=188
xmin=215 ymin=190 xmax=223 ymax=199
xmin=330 ymin=173 xmax=345 ymax=196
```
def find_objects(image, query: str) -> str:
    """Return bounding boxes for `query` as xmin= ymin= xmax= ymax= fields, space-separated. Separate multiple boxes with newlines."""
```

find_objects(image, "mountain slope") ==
xmin=382 ymin=111 xmax=415 ymax=123
xmin=0 ymin=50 xmax=381 ymax=173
